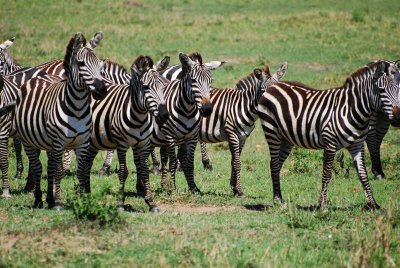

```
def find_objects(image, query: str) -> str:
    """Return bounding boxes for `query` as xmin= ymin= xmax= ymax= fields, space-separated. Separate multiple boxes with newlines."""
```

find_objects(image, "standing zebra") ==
xmin=10 ymin=32 xmax=107 ymax=209
xmin=197 ymin=63 xmax=288 ymax=197
xmin=82 ymin=55 xmax=170 ymax=212
xmin=258 ymin=60 xmax=400 ymax=210
xmin=148 ymin=52 xmax=219 ymax=194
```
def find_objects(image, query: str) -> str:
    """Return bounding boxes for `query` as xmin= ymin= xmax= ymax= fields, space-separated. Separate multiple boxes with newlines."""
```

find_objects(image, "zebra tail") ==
xmin=0 ymin=102 xmax=16 ymax=117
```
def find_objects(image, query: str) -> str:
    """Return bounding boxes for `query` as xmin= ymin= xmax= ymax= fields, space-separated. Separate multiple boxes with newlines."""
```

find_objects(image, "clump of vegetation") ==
xmin=67 ymin=190 xmax=122 ymax=226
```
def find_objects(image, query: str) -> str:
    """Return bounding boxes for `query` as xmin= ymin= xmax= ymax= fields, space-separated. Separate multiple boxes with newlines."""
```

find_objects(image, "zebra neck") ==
xmin=65 ymin=81 xmax=90 ymax=113
xmin=4 ymin=54 xmax=23 ymax=75
xmin=129 ymin=82 xmax=147 ymax=114
xmin=176 ymin=77 xmax=197 ymax=112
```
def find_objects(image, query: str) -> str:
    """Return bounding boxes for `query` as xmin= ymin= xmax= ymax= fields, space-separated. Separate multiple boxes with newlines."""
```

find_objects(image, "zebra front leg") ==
xmin=47 ymin=145 xmax=64 ymax=210
xmin=63 ymin=150 xmax=73 ymax=176
xmin=318 ymin=147 xmax=337 ymax=210
xmin=13 ymin=137 xmax=23 ymax=180
xmin=0 ymin=138 xmax=11 ymax=197
xmin=200 ymin=141 xmax=212 ymax=170
xmin=99 ymin=150 xmax=114 ymax=176
xmin=75 ymin=144 xmax=93 ymax=194
xmin=24 ymin=149 xmax=41 ymax=192
xmin=25 ymin=146 xmax=43 ymax=208
xmin=134 ymin=148 xmax=159 ymax=212
xmin=116 ymin=147 xmax=129 ymax=210
xmin=347 ymin=143 xmax=380 ymax=210
xmin=181 ymin=140 xmax=201 ymax=193
xmin=160 ymin=146 xmax=169 ymax=190
xmin=228 ymin=134 xmax=244 ymax=197
xmin=150 ymin=149 xmax=160 ymax=175
xmin=134 ymin=152 xmax=145 ymax=197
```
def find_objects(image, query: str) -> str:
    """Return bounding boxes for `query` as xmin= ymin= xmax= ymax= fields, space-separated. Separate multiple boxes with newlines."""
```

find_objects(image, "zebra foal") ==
xmin=258 ymin=60 xmax=400 ymax=210
xmin=10 ymin=33 xmax=107 ymax=209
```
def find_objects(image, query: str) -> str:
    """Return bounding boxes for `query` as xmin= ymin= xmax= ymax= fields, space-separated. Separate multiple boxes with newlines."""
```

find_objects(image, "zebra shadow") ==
xmin=243 ymin=204 xmax=272 ymax=211
xmin=123 ymin=191 xmax=146 ymax=198
xmin=296 ymin=203 xmax=366 ymax=212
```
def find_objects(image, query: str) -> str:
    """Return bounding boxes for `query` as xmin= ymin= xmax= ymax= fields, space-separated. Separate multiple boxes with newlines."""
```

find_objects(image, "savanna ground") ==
xmin=1 ymin=0 xmax=400 ymax=267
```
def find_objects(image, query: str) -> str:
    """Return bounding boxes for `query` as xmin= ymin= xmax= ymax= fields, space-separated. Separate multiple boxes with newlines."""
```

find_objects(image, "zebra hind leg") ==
xmin=150 ymin=149 xmax=160 ymax=175
xmin=63 ymin=150 xmax=73 ymax=176
xmin=200 ymin=142 xmax=212 ymax=170
xmin=99 ymin=150 xmax=114 ymax=176
xmin=0 ymin=138 xmax=11 ymax=197
xmin=13 ymin=137 xmax=23 ymax=180
xmin=317 ymin=148 xmax=337 ymax=210
xmin=24 ymin=146 xmax=43 ymax=208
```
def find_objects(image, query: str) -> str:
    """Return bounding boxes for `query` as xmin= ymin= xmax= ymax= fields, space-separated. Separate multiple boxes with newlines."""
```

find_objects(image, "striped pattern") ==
xmin=150 ymin=52 xmax=218 ymax=192
xmin=198 ymin=63 xmax=288 ymax=196
xmin=12 ymin=33 xmax=107 ymax=209
xmin=83 ymin=55 xmax=169 ymax=211
xmin=257 ymin=60 xmax=400 ymax=210
xmin=0 ymin=37 xmax=23 ymax=76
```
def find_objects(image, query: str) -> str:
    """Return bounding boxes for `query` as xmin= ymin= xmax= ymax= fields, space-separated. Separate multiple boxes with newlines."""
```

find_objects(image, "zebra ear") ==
xmin=179 ymin=53 xmax=193 ymax=74
xmin=277 ymin=62 xmax=288 ymax=79
xmin=374 ymin=62 xmax=386 ymax=79
xmin=205 ymin=61 xmax=226 ymax=70
xmin=254 ymin=68 xmax=264 ymax=80
xmin=73 ymin=32 xmax=85 ymax=53
xmin=87 ymin=32 xmax=103 ymax=49
xmin=0 ymin=37 xmax=15 ymax=50
xmin=155 ymin=56 xmax=170 ymax=72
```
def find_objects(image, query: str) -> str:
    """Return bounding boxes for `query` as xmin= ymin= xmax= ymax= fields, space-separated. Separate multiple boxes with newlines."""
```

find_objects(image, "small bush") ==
xmin=67 ymin=193 xmax=122 ymax=226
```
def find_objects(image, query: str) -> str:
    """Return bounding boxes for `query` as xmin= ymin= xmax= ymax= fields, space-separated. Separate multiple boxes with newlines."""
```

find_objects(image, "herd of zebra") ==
xmin=0 ymin=32 xmax=399 ymax=212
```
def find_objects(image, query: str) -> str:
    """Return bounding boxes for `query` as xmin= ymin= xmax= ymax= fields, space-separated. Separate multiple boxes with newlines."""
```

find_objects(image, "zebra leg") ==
xmin=13 ymin=137 xmax=23 ymax=180
xmin=0 ymin=138 xmax=11 ymax=197
xmin=347 ymin=142 xmax=380 ymax=210
xmin=76 ymin=144 xmax=93 ymax=194
xmin=228 ymin=134 xmax=244 ymax=197
xmin=24 ymin=149 xmax=41 ymax=192
xmin=116 ymin=147 xmax=129 ymax=210
xmin=176 ymin=144 xmax=184 ymax=172
xmin=47 ymin=145 xmax=64 ymax=210
xmin=99 ymin=150 xmax=114 ymax=176
xmin=366 ymin=113 xmax=389 ymax=180
xmin=160 ymin=146 xmax=169 ymax=190
xmin=318 ymin=148 xmax=337 ymax=210
xmin=200 ymin=141 xmax=212 ymax=170
xmin=181 ymin=140 xmax=201 ymax=193
xmin=268 ymin=140 xmax=293 ymax=204
xmin=63 ymin=150 xmax=72 ymax=176
xmin=134 ymin=147 xmax=159 ymax=212
xmin=150 ymin=149 xmax=160 ymax=175
xmin=24 ymin=146 xmax=43 ymax=208
xmin=134 ymin=153 xmax=145 ymax=197
xmin=167 ymin=144 xmax=178 ymax=190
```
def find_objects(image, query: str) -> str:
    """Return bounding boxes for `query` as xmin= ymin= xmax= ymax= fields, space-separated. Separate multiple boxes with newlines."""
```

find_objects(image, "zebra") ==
xmin=146 ymin=52 xmax=221 ymax=194
xmin=196 ymin=63 xmax=288 ymax=197
xmin=9 ymin=32 xmax=107 ymax=209
xmin=82 ymin=55 xmax=170 ymax=212
xmin=0 ymin=37 xmax=23 ymax=75
xmin=257 ymin=60 xmax=400 ymax=210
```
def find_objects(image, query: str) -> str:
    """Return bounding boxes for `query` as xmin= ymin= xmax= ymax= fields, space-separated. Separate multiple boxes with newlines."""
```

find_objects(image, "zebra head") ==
xmin=131 ymin=55 xmax=170 ymax=126
xmin=180 ymin=52 xmax=218 ymax=117
xmin=373 ymin=60 xmax=400 ymax=126
xmin=0 ymin=37 xmax=16 ymax=76
xmin=254 ymin=62 xmax=288 ymax=90
xmin=63 ymin=32 xmax=107 ymax=100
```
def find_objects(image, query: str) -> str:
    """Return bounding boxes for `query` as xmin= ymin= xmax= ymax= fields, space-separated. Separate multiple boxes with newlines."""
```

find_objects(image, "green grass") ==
xmin=1 ymin=0 xmax=400 ymax=267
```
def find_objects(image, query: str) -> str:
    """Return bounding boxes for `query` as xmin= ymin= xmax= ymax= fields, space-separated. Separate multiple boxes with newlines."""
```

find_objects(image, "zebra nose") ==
xmin=155 ymin=104 xmax=169 ymax=126
xmin=92 ymin=78 xmax=107 ymax=100
xmin=390 ymin=106 xmax=400 ymax=127
xmin=200 ymin=102 xmax=213 ymax=117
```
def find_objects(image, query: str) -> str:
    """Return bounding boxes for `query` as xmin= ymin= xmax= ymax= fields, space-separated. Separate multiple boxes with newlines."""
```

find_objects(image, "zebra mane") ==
xmin=189 ymin=52 xmax=203 ymax=65
xmin=131 ymin=55 xmax=154 ymax=75
xmin=342 ymin=61 xmax=384 ymax=88
xmin=63 ymin=34 xmax=87 ymax=78
xmin=235 ymin=64 xmax=271 ymax=90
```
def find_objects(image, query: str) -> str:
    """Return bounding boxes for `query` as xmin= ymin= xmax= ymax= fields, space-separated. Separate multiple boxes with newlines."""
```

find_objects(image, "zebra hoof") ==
xmin=151 ymin=167 xmax=159 ymax=175
xmin=375 ymin=174 xmax=385 ymax=180
xmin=23 ymin=184 xmax=35 ymax=193
xmin=366 ymin=202 xmax=381 ymax=211
xmin=273 ymin=197 xmax=283 ymax=205
xmin=202 ymin=161 xmax=213 ymax=170
xmin=53 ymin=205 xmax=62 ymax=211
xmin=98 ymin=167 xmax=109 ymax=177
xmin=149 ymin=206 xmax=160 ymax=213
xmin=2 ymin=190 xmax=11 ymax=198
xmin=33 ymin=200 xmax=43 ymax=209
xmin=190 ymin=187 xmax=201 ymax=195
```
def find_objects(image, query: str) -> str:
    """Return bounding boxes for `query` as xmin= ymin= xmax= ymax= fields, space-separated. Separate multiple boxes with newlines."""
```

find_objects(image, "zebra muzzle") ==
xmin=390 ymin=106 xmax=400 ymax=127
xmin=155 ymin=104 xmax=169 ymax=126
xmin=199 ymin=101 xmax=213 ymax=117
xmin=91 ymin=78 xmax=107 ymax=100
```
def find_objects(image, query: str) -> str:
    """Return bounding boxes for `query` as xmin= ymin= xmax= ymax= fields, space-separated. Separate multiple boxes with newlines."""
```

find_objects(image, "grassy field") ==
xmin=1 ymin=0 xmax=400 ymax=267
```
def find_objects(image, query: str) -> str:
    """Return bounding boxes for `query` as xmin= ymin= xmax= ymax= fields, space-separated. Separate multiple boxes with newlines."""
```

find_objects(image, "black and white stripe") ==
xmin=82 ymin=55 xmax=169 ymax=211
xmin=198 ymin=63 xmax=287 ymax=196
xmin=11 ymin=33 xmax=107 ymax=209
xmin=258 ymin=60 xmax=400 ymax=210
